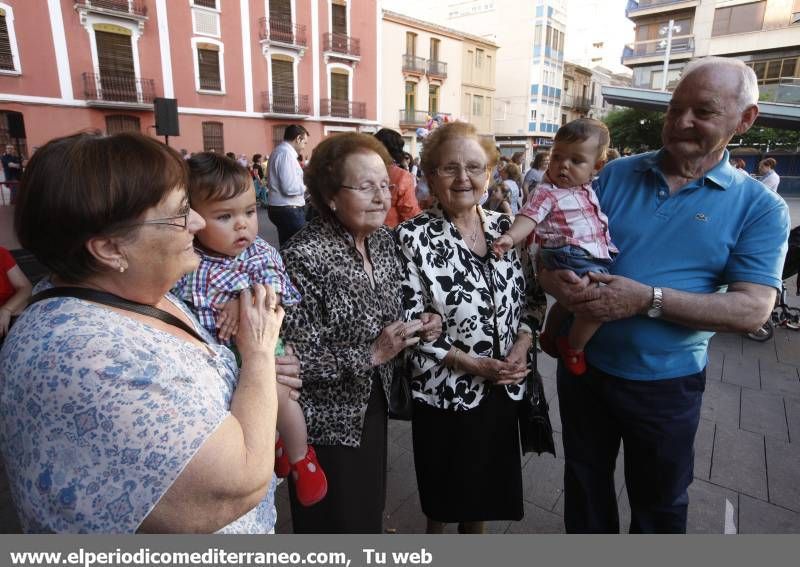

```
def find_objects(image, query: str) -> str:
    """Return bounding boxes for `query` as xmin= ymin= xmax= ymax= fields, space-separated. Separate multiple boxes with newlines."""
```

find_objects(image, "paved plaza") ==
xmin=1 ymin=200 xmax=799 ymax=533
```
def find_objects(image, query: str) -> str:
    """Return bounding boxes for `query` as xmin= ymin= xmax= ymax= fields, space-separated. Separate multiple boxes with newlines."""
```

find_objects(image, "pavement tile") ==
xmin=742 ymin=332 xmax=778 ymax=362
xmin=540 ymin=376 xmax=561 ymax=434
xmin=388 ymin=439 xmax=408 ymax=467
xmin=706 ymin=349 xmax=724 ymax=381
xmin=710 ymin=424 xmax=767 ymax=499
xmin=393 ymin=426 xmax=414 ymax=452
xmin=506 ymin=501 xmax=565 ymax=534
xmin=740 ymin=388 xmax=788 ymax=441
xmin=739 ymin=494 xmax=800 ymax=534
xmin=788 ymin=398 xmax=800 ymax=443
xmin=722 ymin=356 xmax=760 ymax=390
xmin=383 ymin=494 xmax=426 ymax=534
xmin=760 ymin=360 xmax=800 ymax=400
xmin=537 ymin=353 xmax=558 ymax=379
xmin=686 ymin=479 xmax=738 ymax=534
xmin=521 ymin=452 xmax=564 ymax=511
xmin=388 ymin=419 xmax=411 ymax=443
xmin=693 ymin=418 xmax=715 ymax=481
xmin=700 ymin=379 xmax=741 ymax=428
xmin=775 ymin=329 xmax=800 ymax=366
xmin=710 ymin=332 xmax=742 ymax=358
xmin=385 ymin=448 xmax=420 ymax=516
xmin=765 ymin=437 xmax=800 ymax=512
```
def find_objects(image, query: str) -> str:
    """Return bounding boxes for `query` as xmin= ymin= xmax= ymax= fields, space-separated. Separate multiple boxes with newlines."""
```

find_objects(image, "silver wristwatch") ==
xmin=647 ymin=287 xmax=663 ymax=318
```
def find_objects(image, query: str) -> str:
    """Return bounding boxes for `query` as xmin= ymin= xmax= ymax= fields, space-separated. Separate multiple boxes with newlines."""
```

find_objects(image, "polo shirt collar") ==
xmin=635 ymin=149 xmax=733 ymax=191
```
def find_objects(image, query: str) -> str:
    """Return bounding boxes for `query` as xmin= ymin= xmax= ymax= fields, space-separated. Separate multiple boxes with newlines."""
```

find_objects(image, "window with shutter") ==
xmin=202 ymin=121 xmax=224 ymax=153
xmin=193 ymin=0 xmax=217 ymax=8
xmin=105 ymin=114 xmax=141 ymax=135
xmin=429 ymin=85 xmax=439 ymax=114
xmin=269 ymin=0 xmax=293 ymax=42
xmin=332 ymin=3 xmax=347 ymax=34
xmin=95 ymin=30 xmax=136 ymax=102
xmin=0 ymin=11 xmax=14 ymax=71
xmin=271 ymin=58 xmax=295 ymax=113
xmin=198 ymin=45 xmax=221 ymax=91
xmin=331 ymin=71 xmax=348 ymax=101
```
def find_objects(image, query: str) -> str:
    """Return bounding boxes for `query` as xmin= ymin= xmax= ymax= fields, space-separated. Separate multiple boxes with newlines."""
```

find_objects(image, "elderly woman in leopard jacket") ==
xmin=280 ymin=133 xmax=441 ymax=534
xmin=396 ymin=122 xmax=547 ymax=534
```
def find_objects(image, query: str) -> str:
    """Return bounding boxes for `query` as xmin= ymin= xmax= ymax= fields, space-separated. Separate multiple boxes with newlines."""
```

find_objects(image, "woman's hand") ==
xmin=370 ymin=319 xmax=423 ymax=367
xmin=418 ymin=312 xmax=443 ymax=342
xmin=0 ymin=307 xmax=11 ymax=338
xmin=235 ymin=285 xmax=283 ymax=361
xmin=276 ymin=343 xmax=302 ymax=401
xmin=505 ymin=331 xmax=533 ymax=370
xmin=470 ymin=356 xmax=528 ymax=385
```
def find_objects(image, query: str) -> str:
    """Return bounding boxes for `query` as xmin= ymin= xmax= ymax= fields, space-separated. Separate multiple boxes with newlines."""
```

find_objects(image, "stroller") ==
xmin=746 ymin=225 xmax=800 ymax=341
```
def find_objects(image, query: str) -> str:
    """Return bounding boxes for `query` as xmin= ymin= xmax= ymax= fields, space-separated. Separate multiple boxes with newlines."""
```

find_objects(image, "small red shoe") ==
xmin=291 ymin=446 xmax=328 ymax=507
xmin=538 ymin=332 xmax=558 ymax=358
xmin=274 ymin=437 xmax=290 ymax=479
xmin=557 ymin=336 xmax=587 ymax=375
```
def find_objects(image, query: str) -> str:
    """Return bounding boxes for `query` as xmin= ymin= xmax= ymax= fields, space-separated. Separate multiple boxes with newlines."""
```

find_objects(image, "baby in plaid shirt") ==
xmin=173 ymin=153 xmax=327 ymax=507
xmin=493 ymin=118 xmax=617 ymax=375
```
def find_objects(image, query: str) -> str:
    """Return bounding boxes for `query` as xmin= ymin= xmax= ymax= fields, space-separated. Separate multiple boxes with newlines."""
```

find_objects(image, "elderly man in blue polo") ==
xmin=539 ymin=56 xmax=790 ymax=534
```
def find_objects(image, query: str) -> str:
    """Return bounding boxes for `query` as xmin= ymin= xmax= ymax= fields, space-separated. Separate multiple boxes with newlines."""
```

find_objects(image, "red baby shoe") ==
xmin=291 ymin=446 xmax=328 ymax=507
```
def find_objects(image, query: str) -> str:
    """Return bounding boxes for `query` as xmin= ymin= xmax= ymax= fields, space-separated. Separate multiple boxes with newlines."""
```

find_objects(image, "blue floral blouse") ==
xmin=0 ymin=285 xmax=276 ymax=533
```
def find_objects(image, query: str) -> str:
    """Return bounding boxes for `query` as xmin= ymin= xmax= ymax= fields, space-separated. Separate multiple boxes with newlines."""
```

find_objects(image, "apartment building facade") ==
xmin=442 ymin=0 xmax=568 ymax=161
xmin=381 ymin=9 xmax=496 ymax=156
xmin=0 ymin=0 xmax=380 ymax=157
xmin=622 ymin=0 xmax=800 ymax=103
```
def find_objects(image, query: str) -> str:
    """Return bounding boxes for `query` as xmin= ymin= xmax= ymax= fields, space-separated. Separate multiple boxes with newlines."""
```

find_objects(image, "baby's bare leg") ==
xmin=567 ymin=316 xmax=603 ymax=352
xmin=277 ymin=381 xmax=309 ymax=463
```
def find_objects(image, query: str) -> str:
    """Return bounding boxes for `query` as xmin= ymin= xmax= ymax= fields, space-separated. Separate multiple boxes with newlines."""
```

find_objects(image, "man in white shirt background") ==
xmin=268 ymin=124 xmax=310 ymax=246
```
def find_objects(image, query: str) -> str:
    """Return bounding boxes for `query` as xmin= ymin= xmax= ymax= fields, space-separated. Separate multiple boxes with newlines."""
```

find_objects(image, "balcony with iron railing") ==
xmin=74 ymin=0 xmax=148 ymax=19
xmin=398 ymin=109 xmax=429 ymax=127
xmin=323 ymin=33 xmax=361 ymax=60
xmin=262 ymin=92 xmax=311 ymax=115
xmin=320 ymin=99 xmax=366 ymax=119
xmin=402 ymin=54 xmax=427 ymax=75
xmin=621 ymin=35 xmax=694 ymax=64
xmin=259 ymin=17 xmax=307 ymax=49
xmin=562 ymin=94 xmax=592 ymax=113
xmin=83 ymin=72 xmax=155 ymax=107
xmin=427 ymin=60 xmax=448 ymax=79
xmin=759 ymin=78 xmax=800 ymax=105
xmin=625 ymin=0 xmax=699 ymax=18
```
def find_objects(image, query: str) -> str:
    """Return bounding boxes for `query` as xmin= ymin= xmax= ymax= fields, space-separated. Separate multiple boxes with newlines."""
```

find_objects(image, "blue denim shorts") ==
xmin=539 ymin=245 xmax=614 ymax=277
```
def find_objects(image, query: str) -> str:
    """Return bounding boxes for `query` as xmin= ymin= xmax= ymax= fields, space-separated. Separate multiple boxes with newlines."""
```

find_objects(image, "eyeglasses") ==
xmin=340 ymin=182 xmax=396 ymax=195
xmin=433 ymin=163 xmax=488 ymax=178
xmin=122 ymin=212 xmax=190 ymax=230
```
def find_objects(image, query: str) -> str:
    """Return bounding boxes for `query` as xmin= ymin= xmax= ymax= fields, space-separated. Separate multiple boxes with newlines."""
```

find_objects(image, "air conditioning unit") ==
xmin=193 ymin=9 xmax=220 ymax=37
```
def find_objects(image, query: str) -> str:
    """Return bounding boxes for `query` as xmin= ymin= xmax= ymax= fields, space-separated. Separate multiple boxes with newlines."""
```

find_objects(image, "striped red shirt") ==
xmin=521 ymin=179 xmax=617 ymax=260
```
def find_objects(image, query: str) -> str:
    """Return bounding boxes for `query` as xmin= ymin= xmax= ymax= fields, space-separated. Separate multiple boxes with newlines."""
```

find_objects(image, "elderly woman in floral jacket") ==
xmin=396 ymin=122 xmax=546 ymax=534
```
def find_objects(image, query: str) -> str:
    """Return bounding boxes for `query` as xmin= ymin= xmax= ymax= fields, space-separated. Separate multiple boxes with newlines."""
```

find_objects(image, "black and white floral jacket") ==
xmin=396 ymin=204 xmax=546 ymax=411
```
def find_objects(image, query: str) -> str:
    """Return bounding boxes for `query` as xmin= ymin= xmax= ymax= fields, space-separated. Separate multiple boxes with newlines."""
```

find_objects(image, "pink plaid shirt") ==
xmin=520 ymin=178 xmax=617 ymax=260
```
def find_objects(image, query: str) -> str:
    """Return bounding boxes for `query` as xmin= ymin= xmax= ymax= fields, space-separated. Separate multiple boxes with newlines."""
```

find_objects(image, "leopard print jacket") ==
xmin=281 ymin=217 xmax=404 ymax=447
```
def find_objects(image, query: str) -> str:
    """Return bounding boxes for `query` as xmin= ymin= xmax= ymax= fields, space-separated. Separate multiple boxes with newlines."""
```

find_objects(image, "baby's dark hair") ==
xmin=187 ymin=152 xmax=253 ymax=203
xmin=554 ymin=118 xmax=610 ymax=161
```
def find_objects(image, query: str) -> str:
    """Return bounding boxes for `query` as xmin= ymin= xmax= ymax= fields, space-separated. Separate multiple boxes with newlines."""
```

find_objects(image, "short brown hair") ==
xmin=554 ymin=118 xmax=610 ymax=161
xmin=15 ymin=131 xmax=187 ymax=282
xmin=760 ymin=157 xmax=776 ymax=169
xmin=420 ymin=122 xmax=498 ymax=178
xmin=304 ymin=133 xmax=392 ymax=221
xmin=187 ymin=152 xmax=253 ymax=203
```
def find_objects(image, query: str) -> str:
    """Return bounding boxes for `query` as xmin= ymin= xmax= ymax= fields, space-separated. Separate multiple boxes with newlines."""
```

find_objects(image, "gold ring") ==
xmin=399 ymin=329 xmax=406 ymax=338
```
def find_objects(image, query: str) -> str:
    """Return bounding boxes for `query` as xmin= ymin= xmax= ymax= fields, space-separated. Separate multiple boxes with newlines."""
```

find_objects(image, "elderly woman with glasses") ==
xmin=396 ymin=122 xmax=546 ymax=534
xmin=280 ymin=133 xmax=442 ymax=533
xmin=0 ymin=132 xmax=291 ymax=533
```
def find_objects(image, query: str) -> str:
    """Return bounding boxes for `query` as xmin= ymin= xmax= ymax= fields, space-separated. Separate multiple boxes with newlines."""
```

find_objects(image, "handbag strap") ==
xmin=28 ymin=286 xmax=207 ymax=344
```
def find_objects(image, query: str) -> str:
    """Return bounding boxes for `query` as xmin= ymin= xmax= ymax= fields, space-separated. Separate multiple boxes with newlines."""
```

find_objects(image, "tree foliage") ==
xmin=602 ymin=108 xmax=665 ymax=153
xmin=604 ymin=107 xmax=800 ymax=153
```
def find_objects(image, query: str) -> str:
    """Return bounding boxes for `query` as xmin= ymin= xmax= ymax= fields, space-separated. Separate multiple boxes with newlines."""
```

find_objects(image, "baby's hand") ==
xmin=216 ymin=298 xmax=241 ymax=342
xmin=492 ymin=234 xmax=514 ymax=258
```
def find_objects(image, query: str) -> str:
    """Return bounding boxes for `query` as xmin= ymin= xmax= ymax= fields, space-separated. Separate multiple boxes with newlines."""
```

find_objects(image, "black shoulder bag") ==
xmin=518 ymin=338 xmax=556 ymax=457
xmin=28 ymin=287 xmax=207 ymax=343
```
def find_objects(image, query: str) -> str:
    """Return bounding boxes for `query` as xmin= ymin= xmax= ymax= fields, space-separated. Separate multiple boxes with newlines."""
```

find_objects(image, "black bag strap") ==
xmin=28 ymin=287 xmax=207 ymax=344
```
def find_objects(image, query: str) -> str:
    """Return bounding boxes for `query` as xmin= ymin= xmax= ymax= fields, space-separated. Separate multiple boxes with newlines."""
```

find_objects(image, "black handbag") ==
xmin=518 ymin=340 xmax=556 ymax=456
xmin=388 ymin=355 xmax=414 ymax=421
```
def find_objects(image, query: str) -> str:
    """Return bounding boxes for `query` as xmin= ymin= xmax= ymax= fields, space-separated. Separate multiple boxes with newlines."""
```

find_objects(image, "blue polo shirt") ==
xmin=586 ymin=150 xmax=789 ymax=380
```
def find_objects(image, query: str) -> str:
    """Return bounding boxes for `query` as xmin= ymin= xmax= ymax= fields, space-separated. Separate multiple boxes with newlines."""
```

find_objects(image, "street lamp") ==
xmin=658 ymin=19 xmax=681 ymax=91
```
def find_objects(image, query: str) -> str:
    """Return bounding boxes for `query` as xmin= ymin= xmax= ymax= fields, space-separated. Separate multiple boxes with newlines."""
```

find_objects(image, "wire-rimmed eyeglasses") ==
xmin=122 ymin=212 xmax=190 ymax=230
xmin=433 ymin=163 xmax=489 ymax=178
xmin=340 ymin=182 xmax=396 ymax=195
